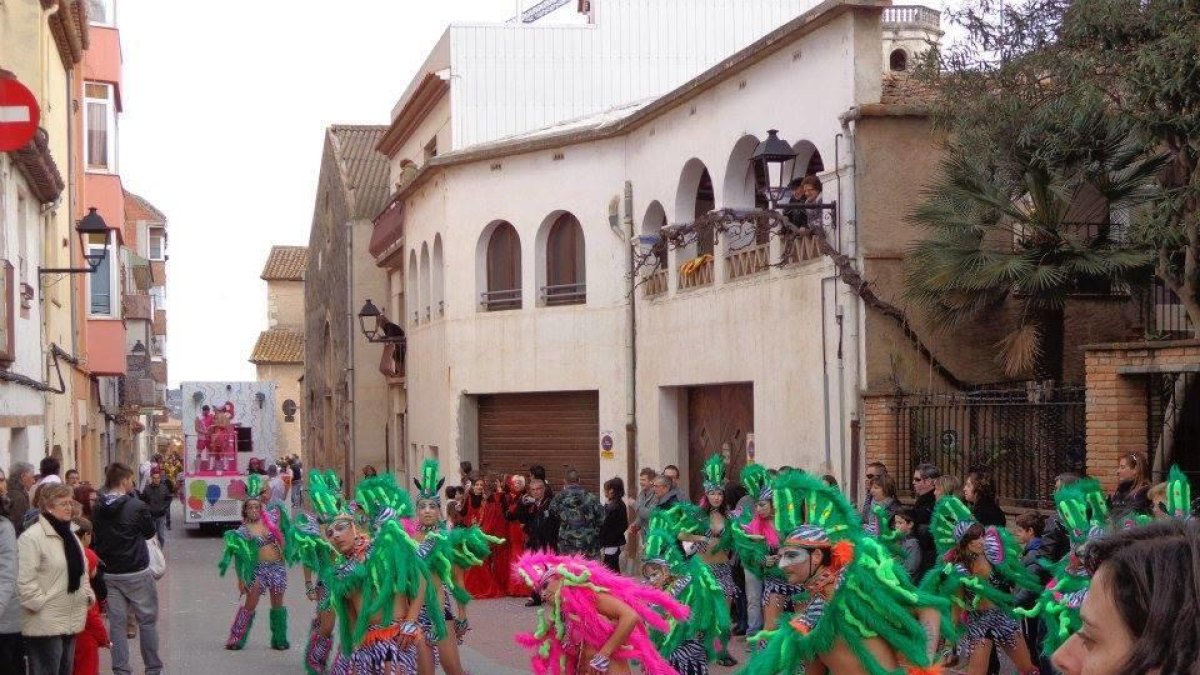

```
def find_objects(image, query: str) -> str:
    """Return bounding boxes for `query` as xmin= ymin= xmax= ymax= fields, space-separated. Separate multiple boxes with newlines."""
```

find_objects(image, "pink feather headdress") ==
xmin=512 ymin=551 xmax=689 ymax=675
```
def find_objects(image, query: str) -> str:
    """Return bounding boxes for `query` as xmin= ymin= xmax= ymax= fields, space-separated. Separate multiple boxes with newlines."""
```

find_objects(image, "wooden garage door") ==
xmin=478 ymin=391 xmax=600 ymax=493
xmin=687 ymin=384 xmax=754 ymax=500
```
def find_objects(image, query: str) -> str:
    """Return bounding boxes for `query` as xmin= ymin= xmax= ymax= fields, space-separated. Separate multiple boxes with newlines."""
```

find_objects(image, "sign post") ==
xmin=0 ymin=76 xmax=40 ymax=152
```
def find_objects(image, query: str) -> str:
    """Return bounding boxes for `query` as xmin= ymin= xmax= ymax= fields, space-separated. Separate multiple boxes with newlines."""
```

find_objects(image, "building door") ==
xmin=686 ymin=384 xmax=754 ymax=499
xmin=478 ymin=391 xmax=600 ymax=492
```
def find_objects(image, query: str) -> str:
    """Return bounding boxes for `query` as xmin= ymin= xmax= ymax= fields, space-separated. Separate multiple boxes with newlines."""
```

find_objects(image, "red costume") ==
xmin=500 ymin=478 xmax=528 ymax=596
xmin=460 ymin=490 xmax=504 ymax=598
xmin=73 ymin=549 xmax=109 ymax=675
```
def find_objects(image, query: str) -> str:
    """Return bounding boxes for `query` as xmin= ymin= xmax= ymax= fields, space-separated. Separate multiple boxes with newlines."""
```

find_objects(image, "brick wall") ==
xmin=1084 ymin=339 xmax=1200 ymax=492
xmin=863 ymin=392 xmax=902 ymax=475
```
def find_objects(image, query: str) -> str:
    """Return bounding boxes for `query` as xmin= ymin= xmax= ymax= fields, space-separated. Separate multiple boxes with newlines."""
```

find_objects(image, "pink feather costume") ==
xmin=513 ymin=552 xmax=690 ymax=675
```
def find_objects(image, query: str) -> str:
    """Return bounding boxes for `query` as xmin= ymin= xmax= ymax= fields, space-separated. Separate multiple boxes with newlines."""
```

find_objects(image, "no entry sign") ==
xmin=0 ymin=77 xmax=40 ymax=153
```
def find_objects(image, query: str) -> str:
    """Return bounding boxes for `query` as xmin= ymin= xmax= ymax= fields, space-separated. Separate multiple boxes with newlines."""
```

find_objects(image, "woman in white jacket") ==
xmin=0 ymin=469 xmax=24 ymax=673
xmin=17 ymin=483 xmax=93 ymax=675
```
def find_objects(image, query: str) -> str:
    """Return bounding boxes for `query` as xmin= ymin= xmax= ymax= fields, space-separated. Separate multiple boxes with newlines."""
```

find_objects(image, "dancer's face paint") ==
xmin=327 ymin=519 xmax=356 ymax=554
xmin=778 ymin=545 xmax=814 ymax=583
xmin=417 ymin=499 xmax=440 ymax=526
xmin=642 ymin=563 xmax=668 ymax=589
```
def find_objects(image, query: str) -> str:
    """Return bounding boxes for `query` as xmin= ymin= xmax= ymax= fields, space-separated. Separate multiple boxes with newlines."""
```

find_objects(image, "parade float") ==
xmin=181 ymin=381 xmax=280 ymax=529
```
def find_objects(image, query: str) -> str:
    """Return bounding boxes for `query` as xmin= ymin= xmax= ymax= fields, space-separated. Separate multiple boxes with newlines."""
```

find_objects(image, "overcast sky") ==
xmin=119 ymin=1 xmax=519 ymax=386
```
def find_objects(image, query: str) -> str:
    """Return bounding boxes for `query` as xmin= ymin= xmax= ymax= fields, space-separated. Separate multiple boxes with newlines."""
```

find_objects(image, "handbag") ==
xmin=146 ymin=536 xmax=167 ymax=580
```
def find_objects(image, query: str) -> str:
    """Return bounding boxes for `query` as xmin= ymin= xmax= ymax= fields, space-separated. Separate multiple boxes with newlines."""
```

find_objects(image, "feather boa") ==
xmin=512 ymin=552 xmax=689 ymax=675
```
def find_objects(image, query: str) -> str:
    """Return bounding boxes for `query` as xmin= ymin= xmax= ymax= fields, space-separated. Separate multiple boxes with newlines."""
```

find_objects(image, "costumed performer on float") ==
xmin=407 ymin=459 xmax=505 ymax=675
xmin=742 ymin=469 xmax=954 ymax=675
xmin=921 ymin=494 xmax=1042 ymax=675
xmin=218 ymin=473 xmax=292 ymax=651
xmin=285 ymin=470 xmax=344 ymax=674
xmin=642 ymin=510 xmax=731 ymax=674
xmin=513 ymin=551 xmax=690 ymax=674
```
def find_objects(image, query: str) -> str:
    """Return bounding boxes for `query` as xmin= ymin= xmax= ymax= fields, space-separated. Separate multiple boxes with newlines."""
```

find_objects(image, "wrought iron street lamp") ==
xmin=751 ymin=129 xmax=798 ymax=208
xmin=39 ymin=207 xmax=114 ymax=275
xmin=357 ymin=298 xmax=384 ymax=342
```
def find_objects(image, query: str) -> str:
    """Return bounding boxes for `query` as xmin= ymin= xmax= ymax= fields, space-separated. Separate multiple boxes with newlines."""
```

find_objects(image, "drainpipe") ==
xmin=345 ymin=208 xmax=357 ymax=488
xmin=836 ymin=113 xmax=864 ymax=498
xmin=622 ymin=181 xmax=637 ymax=490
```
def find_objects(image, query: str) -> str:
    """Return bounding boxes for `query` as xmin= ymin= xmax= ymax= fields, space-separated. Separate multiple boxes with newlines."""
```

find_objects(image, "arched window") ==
xmin=432 ymin=235 xmax=445 ymax=317
xmin=484 ymin=222 xmax=522 ymax=311
xmin=543 ymin=213 xmax=586 ymax=306
xmin=419 ymin=243 xmax=431 ymax=321
xmin=407 ymin=250 xmax=419 ymax=325
xmin=695 ymin=168 xmax=715 ymax=256
xmin=889 ymin=49 xmax=908 ymax=72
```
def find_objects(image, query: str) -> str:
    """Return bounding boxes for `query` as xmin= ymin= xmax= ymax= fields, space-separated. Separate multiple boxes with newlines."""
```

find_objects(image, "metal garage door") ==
xmin=478 ymin=391 xmax=600 ymax=493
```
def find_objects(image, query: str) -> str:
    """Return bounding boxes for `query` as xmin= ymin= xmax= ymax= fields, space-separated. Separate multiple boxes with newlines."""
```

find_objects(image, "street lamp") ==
xmin=357 ymin=299 xmax=383 ymax=342
xmin=130 ymin=340 xmax=146 ymax=354
xmin=751 ymin=129 xmax=798 ymax=208
xmin=39 ymin=207 xmax=114 ymax=275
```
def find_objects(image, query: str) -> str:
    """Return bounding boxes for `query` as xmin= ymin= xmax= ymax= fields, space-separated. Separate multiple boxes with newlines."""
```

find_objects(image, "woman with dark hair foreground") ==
xmin=1052 ymin=518 xmax=1200 ymax=675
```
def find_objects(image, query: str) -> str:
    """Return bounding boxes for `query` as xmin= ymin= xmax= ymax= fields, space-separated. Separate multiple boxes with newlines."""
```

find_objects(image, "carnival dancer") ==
xmin=459 ymin=477 xmax=504 ymax=599
xmin=325 ymin=473 xmax=434 ymax=675
xmin=513 ymin=551 xmax=690 ymax=674
xmin=194 ymin=404 xmax=213 ymax=470
xmin=743 ymin=470 xmax=953 ymax=675
xmin=501 ymin=474 xmax=529 ymax=596
xmin=219 ymin=474 xmax=292 ymax=651
xmin=210 ymin=402 xmax=237 ymax=472
xmin=286 ymin=470 xmax=344 ymax=674
xmin=921 ymin=494 xmax=1042 ymax=675
xmin=643 ymin=511 xmax=731 ymax=674
xmin=673 ymin=455 xmax=738 ymax=666
xmin=407 ymin=459 xmax=504 ymax=675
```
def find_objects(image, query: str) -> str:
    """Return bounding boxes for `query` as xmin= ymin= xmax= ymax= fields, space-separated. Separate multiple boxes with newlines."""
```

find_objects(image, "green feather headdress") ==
xmin=701 ymin=454 xmax=727 ymax=493
xmin=412 ymin=458 xmax=445 ymax=504
xmin=930 ymin=494 xmax=978 ymax=558
xmin=1164 ymin=465 xmax=1193 ymax=520
xmin=741 ymin=463 xmax=772 ymax=503
xmin=641 ymin=527 xmax=686 ymax=570
xmin=244 ymin=474 xmax=267 ymax=502
xmin=308 ymin=469 xmax=351 ymax=524
xmin=1055 ymin=478 xmax=1109 ymax=548
xmin=772 ymin=469 xmax=862 ymax=544
xmin=355 ymin=473 xmax=416 ymax=532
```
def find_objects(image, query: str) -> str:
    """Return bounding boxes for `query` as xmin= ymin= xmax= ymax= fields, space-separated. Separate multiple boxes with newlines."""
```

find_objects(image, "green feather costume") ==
xmin=728 ymin=463 xmax=777 ymax=579
xmin=218 ymin=474 xmax=283 ymax=586
xmin=743 ymin=471 xmax=953 ymax=675
xmin=643 ymin=510 xmax=731 ymax=662
xmin=1164 ymin=465 xmax=1193 ymax=520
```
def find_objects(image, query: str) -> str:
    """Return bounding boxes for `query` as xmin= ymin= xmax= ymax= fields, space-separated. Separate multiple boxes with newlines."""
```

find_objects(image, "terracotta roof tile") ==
xmin=249 ymin=329 xmax=304 ymax=365
xmin=123 ymin=190 xmax=167 ymax=225
xmin=261 ymin=246 xmax=308 ymax=281
xmin=329 ymin=125 xmax=391 ymax=220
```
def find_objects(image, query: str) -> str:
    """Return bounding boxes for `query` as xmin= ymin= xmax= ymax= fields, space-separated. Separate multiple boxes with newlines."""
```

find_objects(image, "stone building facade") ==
xmin=251 ymin=246 xmax=307 ymax=459
xmin=303 ymin=127 xmax=391 ymax=486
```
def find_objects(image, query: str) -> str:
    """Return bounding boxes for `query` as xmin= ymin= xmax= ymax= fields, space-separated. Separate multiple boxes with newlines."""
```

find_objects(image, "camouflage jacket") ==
xmin=549 ymin=485 xmax=605 ymax=555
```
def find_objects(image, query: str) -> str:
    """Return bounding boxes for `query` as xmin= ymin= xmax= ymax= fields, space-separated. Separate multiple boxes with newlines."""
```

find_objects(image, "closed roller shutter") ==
xmin=478 ymin=391 xmax=600 ymax=493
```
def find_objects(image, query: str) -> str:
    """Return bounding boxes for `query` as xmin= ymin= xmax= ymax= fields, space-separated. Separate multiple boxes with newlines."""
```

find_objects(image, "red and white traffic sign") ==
xmin=0 ymin=77 xmax=40 ymax=153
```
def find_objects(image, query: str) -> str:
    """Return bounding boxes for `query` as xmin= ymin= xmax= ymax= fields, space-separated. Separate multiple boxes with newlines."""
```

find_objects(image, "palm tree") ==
xmin=906 ymin=100 xmax=1164 ymax=381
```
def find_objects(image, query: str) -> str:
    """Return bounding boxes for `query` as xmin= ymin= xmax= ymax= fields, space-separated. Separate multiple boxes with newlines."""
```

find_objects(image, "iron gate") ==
xmin=897 ymin=386 xmax=1087 ymax=509
xmin=1146 ymin=371 xmax=1200 ymax=482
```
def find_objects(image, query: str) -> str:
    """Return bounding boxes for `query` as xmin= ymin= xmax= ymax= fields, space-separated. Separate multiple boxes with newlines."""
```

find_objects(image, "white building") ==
xmin=366 ymin=0 xmax=945 ymax=497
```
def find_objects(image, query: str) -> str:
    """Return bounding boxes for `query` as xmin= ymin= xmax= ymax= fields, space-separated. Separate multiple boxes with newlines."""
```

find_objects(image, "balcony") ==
xmin=480 ymin=289 xmax=522 ymax=312
xmin=780 ymin=232 xmax=823 ymax=265
xmin=541 ymin=283 xmax=587 ymax=307
xmin=678 ymin=255 xmax=714 ymax=291
xmin=122 ymin=293 xmax=152 ymax=321
xmin=882 ymin=5 xmax=940 ymax=28
xmin=152 ymin=309 xmax=166 ymax=335
xmin=643 ymin=269 xmax=668 ymax=298
xmin=725 ymin=243 xmax=770 ymax=281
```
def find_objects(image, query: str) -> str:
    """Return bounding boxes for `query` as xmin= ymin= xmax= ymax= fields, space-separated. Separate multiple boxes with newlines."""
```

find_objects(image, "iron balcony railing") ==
xmin=541 ymin=283 xmax=586 ymax=306
xmin=480 ymin=288 xmax=522 ymax=312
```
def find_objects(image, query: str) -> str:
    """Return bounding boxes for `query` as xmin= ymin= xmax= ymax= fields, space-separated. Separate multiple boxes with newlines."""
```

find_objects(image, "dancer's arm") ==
xmin=591 ymin=594 xmax=639 ymax=666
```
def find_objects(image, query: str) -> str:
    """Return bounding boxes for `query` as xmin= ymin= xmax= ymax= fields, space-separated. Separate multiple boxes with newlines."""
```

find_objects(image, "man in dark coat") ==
xmin=515 ymin=477 xmax=559 ymax=606
xmin=909 ymin=462 xmax=940 ymax=578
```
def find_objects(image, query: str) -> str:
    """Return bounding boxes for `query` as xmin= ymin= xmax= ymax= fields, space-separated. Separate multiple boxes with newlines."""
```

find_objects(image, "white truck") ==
xmin=180 ymin=381 xmax=280 ymax=529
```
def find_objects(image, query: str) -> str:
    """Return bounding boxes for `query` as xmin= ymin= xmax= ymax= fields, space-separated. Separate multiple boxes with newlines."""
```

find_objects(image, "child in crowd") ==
xmin=72 ymin=518 xmax=110 ymax=675
xmin=1014 ymin=511 xmax=1051 ymax=673
xmin=893 ymin=506 xmax=923 ymax=579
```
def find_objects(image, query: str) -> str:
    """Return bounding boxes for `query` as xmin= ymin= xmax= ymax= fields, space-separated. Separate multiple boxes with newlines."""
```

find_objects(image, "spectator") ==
xmin=549 ymin=469 xmax=604 ymax=557
xmin=1012 ymin=511 xmax=1052 ymax=673
xmin=821 ymin=474 xmax=839 ymax=488
xmin=266 ymin=464 xmax=287 ymax=505
xmin=360 ymin=465 xmax=378 ymax=480
xmin=861 ymin=462 xmax=888 ymax=521
xmin=0 ymin=474 xmax=22 ymax=673
xmin=444 ymin=486 xmax=464 ymax=527
xmin=137 ymin=470 xmax=172 ymax=549
xmin=598 ymin=477 xmax=628 ymax=573
xmin=632 ymin=468 xmax=659 ymax=533
xmin=964 ymin=471 xmax=1007 ymax=527
xmin=528 ymin=464 xmax=550 ymax=498
xmin=73 ymin=487 xmax=98 ymax=521
xmin=662 ymin=465 xmax=681 ymax=496
xmin=651 ymin=475 xmax=682 ymax=512
xmin=459 ymin=461 xmax=474 ymax=490
xmin=8 ymin=462 xmax=35 ymax=534
xmin=863 ymin=475 xmax=898 ymax=536
xmin=92 ymin=463 xmax=161 ymax=675
xmin=1051 ymin=518 xmax=1200 ymax=674
xmin=1109 ymin=451 xmax=1152 ymax=521
xmin=71 ymin=518 xmax=110 ymax=675
xmin=891 ymin=507 xmax=923 ymax=580
xmin=31 ymin=457 xmax=63 ymax=507
xmin=17 ymin=483 xmax=93 ymax=675
xmin=288 ymin=455 xmax=303 ymax=510
xmin=1039 ymin=472 xmax=1082 ymax=562
xmin=515 ymin=478 xmax=558 ymax=606
xmin=64 ymin=471 xmax=80 ymax=490
xmin=933 ymin=474 xmax=962 ymax=499
xmin=909 ymin=462 xmax=941 ymax=575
